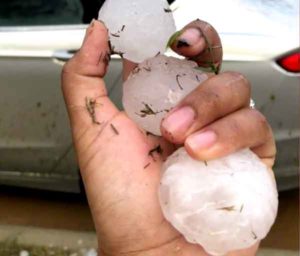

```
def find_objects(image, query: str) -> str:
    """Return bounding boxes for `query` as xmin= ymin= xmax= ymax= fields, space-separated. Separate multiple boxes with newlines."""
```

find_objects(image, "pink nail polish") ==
xmin=162 ymin=106 xmax=195 ymax=135
xmin=186 ymin=131 xmax=217 ymax=151
xmin=178 ymin=28 xmax=202 ymax=46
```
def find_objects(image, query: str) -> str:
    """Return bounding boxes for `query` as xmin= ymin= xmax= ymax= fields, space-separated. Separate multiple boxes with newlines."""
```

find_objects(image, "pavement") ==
xmin=0 ymin=224 xmax=298 ymax=256
xmin=0 ymin=225 xmax=97 ymax=250
xmin=0 ymin=186 xmax=298 ymax=254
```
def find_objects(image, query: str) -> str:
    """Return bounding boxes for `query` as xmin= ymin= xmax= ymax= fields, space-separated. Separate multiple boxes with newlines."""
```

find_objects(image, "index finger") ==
xmin=171 ymin=19 xmax=223 ymax=74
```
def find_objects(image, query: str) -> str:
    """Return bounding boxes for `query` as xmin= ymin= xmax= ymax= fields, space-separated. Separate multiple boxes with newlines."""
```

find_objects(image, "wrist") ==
xmin=99 ymin=238 xmax=259 ymax=256
xmin=98 ymin=236 xmax=207 ymax=256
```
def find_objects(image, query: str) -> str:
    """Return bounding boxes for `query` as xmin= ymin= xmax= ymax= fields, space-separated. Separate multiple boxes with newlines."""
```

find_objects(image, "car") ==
xmin=0 ymin=0 xmax=298 ymax=193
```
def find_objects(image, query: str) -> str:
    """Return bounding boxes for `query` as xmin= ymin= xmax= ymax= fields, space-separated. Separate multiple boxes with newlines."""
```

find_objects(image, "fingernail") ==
xmin=88 ymin=19 xmax=97 ymax=31
xmin=177 ymin=28 xmax=202 ymax=47
xmin=84 ymin=19 xmax=96 ymax=38
xmin=177 ymin=39 xmax=190 ymax=48
xmin=186 ymin=130 xmax=217 ymax=151
xmin=162 ymin=106 xmax=196 ymax=135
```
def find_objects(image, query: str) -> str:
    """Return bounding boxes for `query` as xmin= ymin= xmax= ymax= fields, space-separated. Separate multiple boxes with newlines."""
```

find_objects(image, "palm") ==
xmin=79 ymin=111 xmax=190 ymax=253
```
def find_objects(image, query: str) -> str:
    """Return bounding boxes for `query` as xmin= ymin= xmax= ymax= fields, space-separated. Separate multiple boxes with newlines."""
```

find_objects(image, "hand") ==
xmin=61 ymin=20 xmax=275 ymax=256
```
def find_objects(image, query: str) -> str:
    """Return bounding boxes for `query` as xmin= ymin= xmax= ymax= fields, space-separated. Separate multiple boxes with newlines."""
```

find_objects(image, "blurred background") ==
xmin=0 ymin=0 xmax=299 ymax=255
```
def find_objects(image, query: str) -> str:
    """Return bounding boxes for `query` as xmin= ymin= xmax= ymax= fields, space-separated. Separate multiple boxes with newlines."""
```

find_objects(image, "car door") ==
xmin=0 ymin=0 xmax=123 ymax=192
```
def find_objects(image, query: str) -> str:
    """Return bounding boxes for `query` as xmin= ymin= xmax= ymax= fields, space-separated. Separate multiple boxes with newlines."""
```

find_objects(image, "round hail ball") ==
xmin=98 ymin=0 xmax=176 ymax=63
xmin=123 ymin=55 xmax=208 ymax=135
xmin=159 ymin=147 xmax=278 ymax=255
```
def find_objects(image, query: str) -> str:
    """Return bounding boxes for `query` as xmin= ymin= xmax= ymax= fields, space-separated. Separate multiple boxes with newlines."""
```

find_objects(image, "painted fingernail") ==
xmin=177 ymin=28 xmax=202 ymax=48
xmin=162 ymin=106 xmax=196 ymax=135
xmin=186 ymin=131 xmax=217 ymax=151
xmin=177 ymin=39 xmax=190 ymax=48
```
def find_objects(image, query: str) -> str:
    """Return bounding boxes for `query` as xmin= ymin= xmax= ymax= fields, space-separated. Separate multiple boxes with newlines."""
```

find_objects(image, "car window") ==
xmin=173 ymin=0 xmax=298 ymax=36
xmin=0 ymin=0 xmax=83 ymax=26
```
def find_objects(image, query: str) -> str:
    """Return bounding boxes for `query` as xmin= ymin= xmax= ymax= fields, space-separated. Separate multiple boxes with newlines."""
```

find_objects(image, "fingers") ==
xmin=161 ymin=71 xmax=276 ymax=167
xmin=171 ymin=19 xmax=223 ymax=73
xmin=161 ymin=72 xmax=251 ymax=143
xmin=184 ymin=108 xmax=276 ymax=166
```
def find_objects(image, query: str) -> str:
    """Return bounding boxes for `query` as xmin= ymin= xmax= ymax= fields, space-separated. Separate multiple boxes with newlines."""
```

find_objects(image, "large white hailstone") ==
xmin=123 ymin=55 xmax=208 ymax=135
xmin=98 ymin=0 xmax=176 ymax=63
xmin=159 ymin=147 xmax=278 ymax=255
xmin=111 ymin=2 xmax=278 ymax=253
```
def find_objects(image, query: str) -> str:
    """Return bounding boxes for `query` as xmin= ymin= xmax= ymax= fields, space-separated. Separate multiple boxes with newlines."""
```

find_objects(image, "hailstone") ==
xmin=123 ymin=55 xmax=208 ymax=135
xmin=159 ymin=147 xmax=278 ymax=255
xmin=98 ymin=0 xmax=176 ymax=63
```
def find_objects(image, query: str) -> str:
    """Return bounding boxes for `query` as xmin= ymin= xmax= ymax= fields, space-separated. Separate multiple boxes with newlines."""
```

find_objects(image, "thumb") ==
xmin=61 ymin=19 xmax=120 ymax=150
xmin=68 ymin=19 xmax=111 ymax=77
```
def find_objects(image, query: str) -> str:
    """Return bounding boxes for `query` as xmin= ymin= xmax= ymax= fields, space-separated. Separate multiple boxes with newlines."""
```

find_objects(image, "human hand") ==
xmin=61 ymin=19 xmax=275 ymax=256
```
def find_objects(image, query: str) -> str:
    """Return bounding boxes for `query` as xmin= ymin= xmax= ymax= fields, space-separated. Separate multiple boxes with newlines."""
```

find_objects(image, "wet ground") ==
xmin=0 ymin=186 xmax=94 ymax=231
xmin=0 ymin=186 xmax=298 ymax=251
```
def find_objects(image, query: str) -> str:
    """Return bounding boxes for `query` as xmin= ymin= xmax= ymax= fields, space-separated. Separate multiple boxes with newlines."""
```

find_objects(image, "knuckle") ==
xmin=61 ymin=63 xmax=68 ymax=76
xmin=61 ymin=52 xmax=80 ymax=76
xmin=61 ymin=55 xmax=79 ymax=80
xmin=61 ymin=59 xmax=77 ymax=91
xmin=61 ymin=60 xmax=73 ymax=77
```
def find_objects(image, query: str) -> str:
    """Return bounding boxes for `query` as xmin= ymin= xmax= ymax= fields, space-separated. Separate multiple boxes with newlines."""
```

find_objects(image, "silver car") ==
xmin=0 ymin=0 xmax=298 ymax=192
